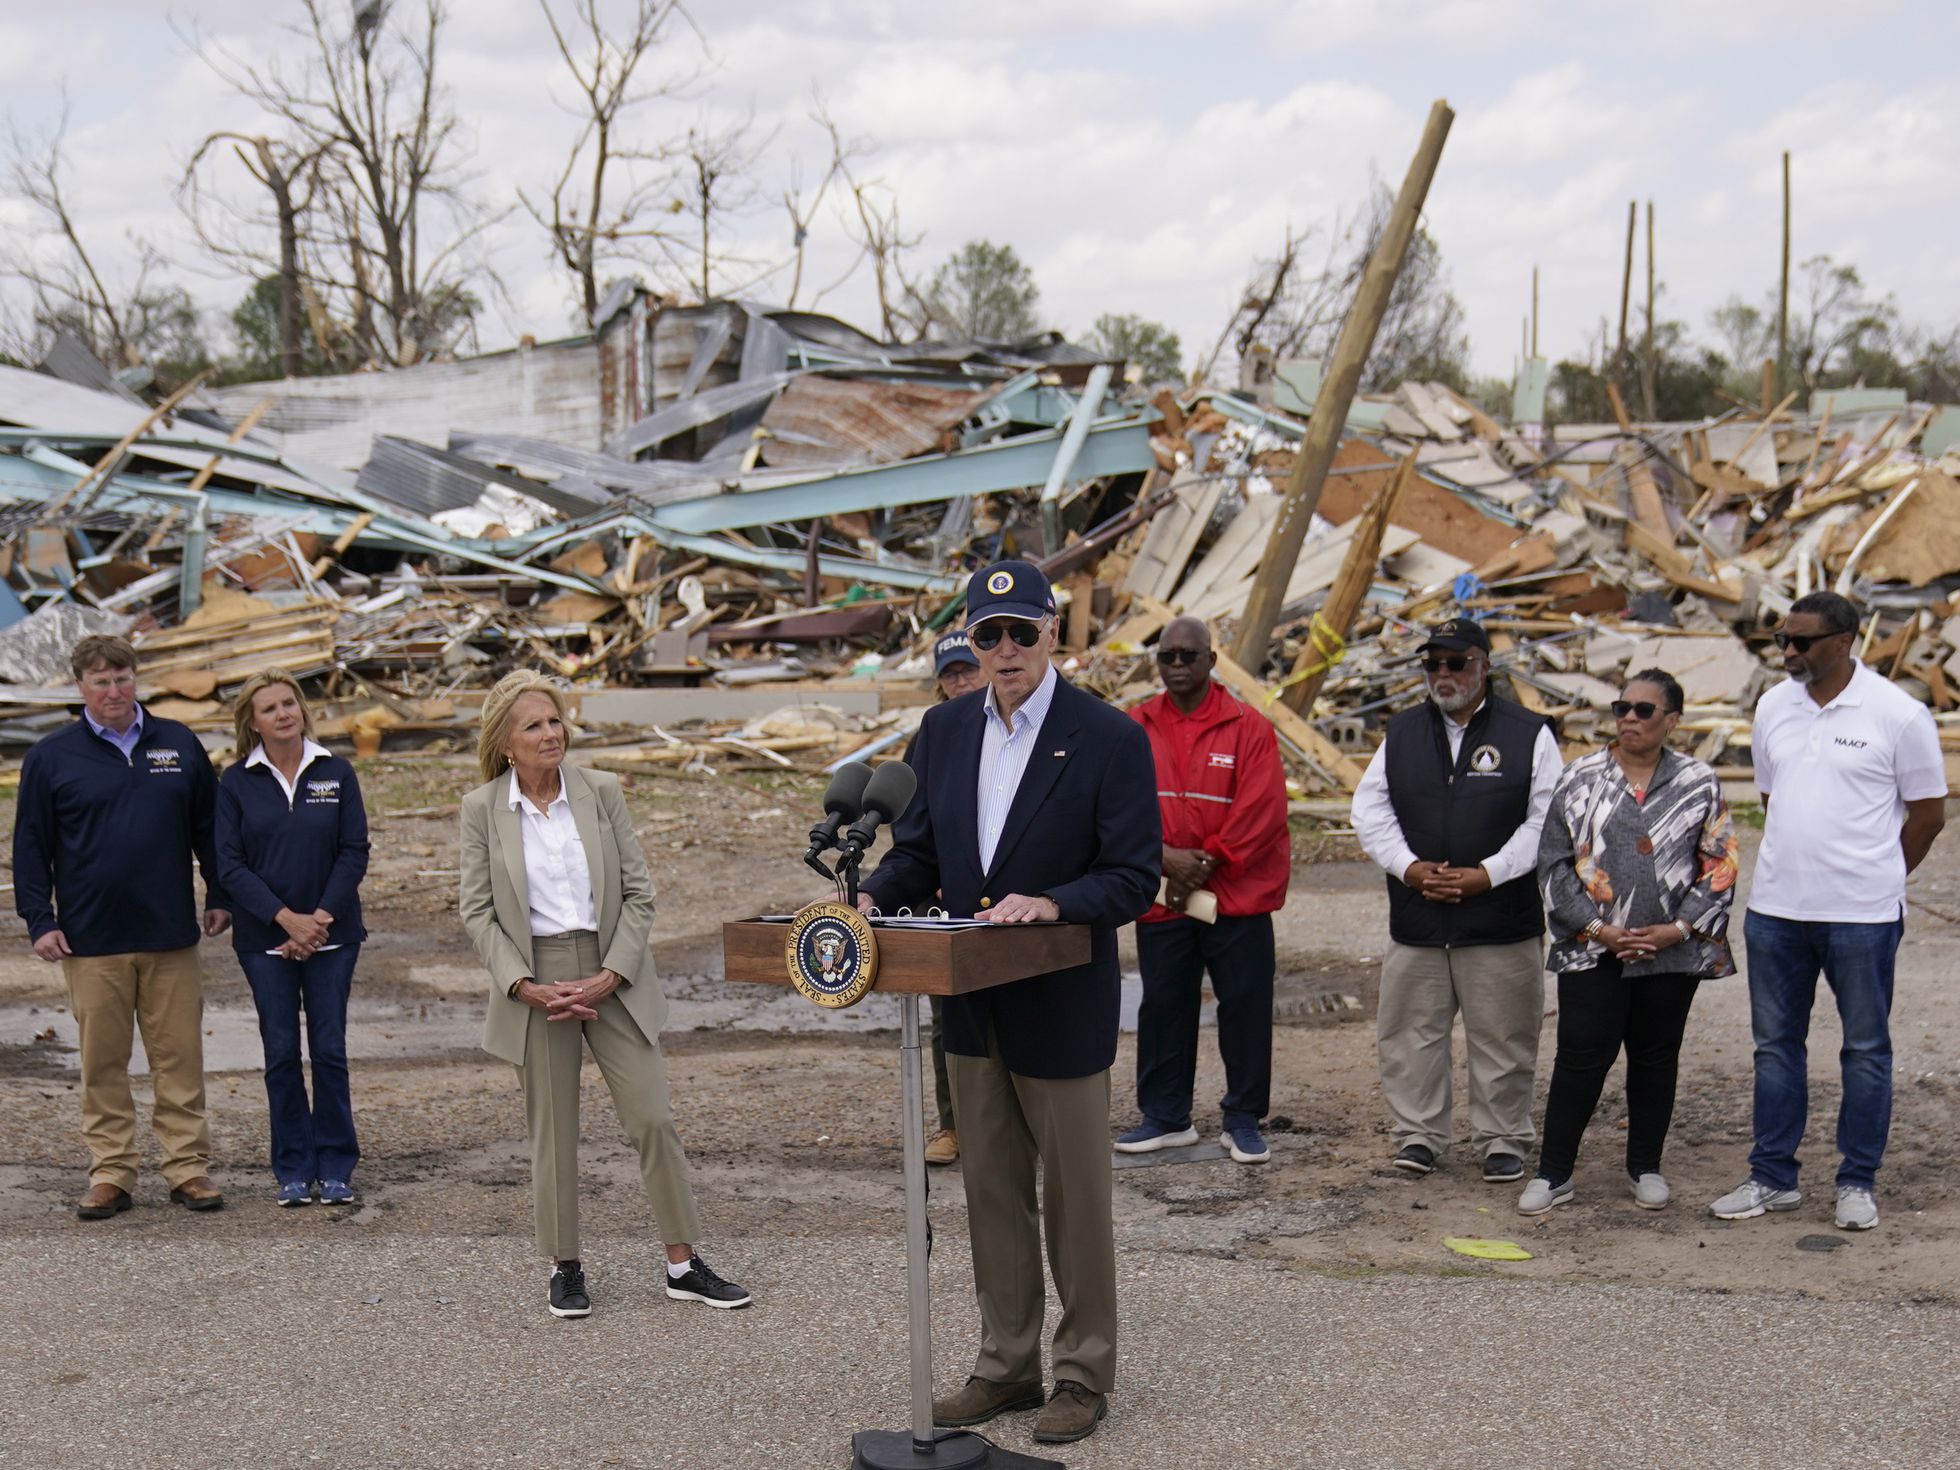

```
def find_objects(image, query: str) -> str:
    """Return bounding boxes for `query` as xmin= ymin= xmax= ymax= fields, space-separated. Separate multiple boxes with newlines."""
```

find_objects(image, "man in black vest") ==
xmin=1349 ymin=617 xmax=1562 ymax=1182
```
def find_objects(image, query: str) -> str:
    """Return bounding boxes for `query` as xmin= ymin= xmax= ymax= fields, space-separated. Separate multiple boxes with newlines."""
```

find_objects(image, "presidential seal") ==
xmin=785 ymin=900 xmax=879 ymax=1008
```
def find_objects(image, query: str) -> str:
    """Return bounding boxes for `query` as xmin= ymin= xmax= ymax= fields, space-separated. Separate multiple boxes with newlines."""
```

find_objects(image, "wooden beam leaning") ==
xmin=1213 ymin=649 xmax=1367 ymax=792
xmin=1279 ymin=450 xmax=1418 ymax=713
xmin=1229 ymin=97 xmax=1455 ymax=671
xmin=41 ymin=370 xmax=214 ymax=521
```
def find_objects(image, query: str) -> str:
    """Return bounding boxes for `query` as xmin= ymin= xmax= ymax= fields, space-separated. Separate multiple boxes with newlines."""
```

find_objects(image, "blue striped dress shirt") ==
xmin=977 ymin=663 xmax=1059 ymax=872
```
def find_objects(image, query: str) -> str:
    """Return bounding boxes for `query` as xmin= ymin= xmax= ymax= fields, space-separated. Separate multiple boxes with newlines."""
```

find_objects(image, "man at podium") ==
xmin=857 ymin=560 xmax=1159 ymax=1447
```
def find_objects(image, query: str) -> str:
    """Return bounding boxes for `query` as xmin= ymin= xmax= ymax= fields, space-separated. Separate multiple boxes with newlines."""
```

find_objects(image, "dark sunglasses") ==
xmin=1421 ymin=654 xmax=1472 ymax=673
xmin=1772 ymin=630 xmax=1846 ymax=653
xmin=1611 ymin=700 xmax=1675 ymax=721
xmin=1156 ymin=647 xmax=1206 ymax=666
xmin=969 ymin=619 xmax=1043 ymax=650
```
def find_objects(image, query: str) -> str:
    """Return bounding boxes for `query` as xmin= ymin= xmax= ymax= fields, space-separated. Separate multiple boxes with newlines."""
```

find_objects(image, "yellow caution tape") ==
xmin=1442 ymin=1237 xmax=1534 ymax=1261
xmin=1265 ymin=613 xmax=1348 ymax=705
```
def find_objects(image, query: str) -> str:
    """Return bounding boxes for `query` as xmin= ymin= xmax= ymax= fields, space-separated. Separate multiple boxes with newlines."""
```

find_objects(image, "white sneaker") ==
xmin=1629 ymin=1173 xmax=1671 ymax=1210
xmin=1708 ymin=1178 xmax=1802 ymax=1220
xmin=1517 ymin=1177 xmax=1574 ymax=1215
xmin=1835 ymin=1186 xmax=1878 ymax=1231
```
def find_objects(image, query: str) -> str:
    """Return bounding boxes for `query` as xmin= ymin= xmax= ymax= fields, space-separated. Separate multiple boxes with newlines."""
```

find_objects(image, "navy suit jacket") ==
xmin=864 ymin=675 xmax=1160 ymax=1079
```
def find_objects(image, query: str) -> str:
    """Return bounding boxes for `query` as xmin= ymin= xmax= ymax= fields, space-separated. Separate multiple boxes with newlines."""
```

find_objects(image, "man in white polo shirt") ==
xmin=1711 ymin=591 xmax=1946 ymax=1231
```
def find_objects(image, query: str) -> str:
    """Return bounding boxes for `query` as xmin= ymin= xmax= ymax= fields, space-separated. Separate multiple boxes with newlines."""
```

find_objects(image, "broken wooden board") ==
xmin=1212 ymin=650 xmax=1366 ymax=792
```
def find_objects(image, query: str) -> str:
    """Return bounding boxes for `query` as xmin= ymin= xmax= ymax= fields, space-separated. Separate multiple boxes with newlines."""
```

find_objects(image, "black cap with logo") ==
xmin=1419 ymin=617 xmax=1491 ymax=655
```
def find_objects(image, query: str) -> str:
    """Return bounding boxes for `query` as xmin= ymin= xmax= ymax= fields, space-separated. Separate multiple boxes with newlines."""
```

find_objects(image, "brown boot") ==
xmin=76 ymin=1183 xmax=132 ymax=1220
xmin=931 ymin=1377 xmax=1045 ymax=1428
xmin=924 ymin=1128 xmax=960 ymax=1167
xmin=168 ymin=1176 xmax=224 ymax=1212
xmin=1032 ymin=1380 xmax=1107 ymax=1444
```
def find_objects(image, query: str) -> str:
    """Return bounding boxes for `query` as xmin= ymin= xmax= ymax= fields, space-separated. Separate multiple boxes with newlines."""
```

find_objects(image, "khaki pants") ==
xmin=948 ymin=1027 xmax=1117 ymax=1394
xmin=522 ymin=931 xmax=701 ymax=1260
xmin=1378 ymin=937 xmax=1544 ymax=1159
xmin=62 ymin=946 xmax=209 ymax=1191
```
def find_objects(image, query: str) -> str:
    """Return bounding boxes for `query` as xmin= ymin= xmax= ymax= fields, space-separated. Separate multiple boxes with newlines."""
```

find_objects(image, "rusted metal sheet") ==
xmin=758 ymin=375 xmax=985 ymax=471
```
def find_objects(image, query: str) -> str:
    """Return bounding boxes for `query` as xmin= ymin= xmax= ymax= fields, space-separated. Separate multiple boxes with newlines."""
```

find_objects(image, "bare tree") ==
xmin=187 ymin=0 xmax=505 ymax=366
xmin=5 ymin=106 xmax=140 ymax=364
xmin=180 ymin=131 xmax=335 ymax=377
xmin=778 ymin=101 xmax=862 ymax=310
xmin=835 ymin=162 xmax=926 ymax=340
xmin=660 ymin=112 xmax=773 ymax=302
xmin=522 ymin=0 xmax=698 ymax=326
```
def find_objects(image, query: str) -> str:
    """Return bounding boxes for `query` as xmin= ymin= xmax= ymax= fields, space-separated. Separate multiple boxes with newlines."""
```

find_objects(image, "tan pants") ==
xmin=1378 ymin=937 xmax=1544 ymax=1159
xmin=521 ymin=931 xmax=701 ymax=1260
xmin=948 ymin=1027 xmax=1117 ymax=1394
xmin=62 ymin=947 xmax=209 ymax=1191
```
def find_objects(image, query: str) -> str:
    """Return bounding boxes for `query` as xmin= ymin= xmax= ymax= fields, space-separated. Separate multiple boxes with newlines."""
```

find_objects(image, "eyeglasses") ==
xmin=1772 ymin=630 xmax=1846 ymax=653
xmin=969 ymin=619 xmax=1043 ymax=650
xmin=1155 ymin=647 xmax=1206 ymax=666
xmin=1421 ymin=655 xmax=1472 ymax=674
xmin=1610 ymin=700 xmax=1676 ymax=721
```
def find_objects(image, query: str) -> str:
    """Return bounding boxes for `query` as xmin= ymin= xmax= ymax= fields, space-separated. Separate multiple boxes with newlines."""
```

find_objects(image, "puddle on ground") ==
xmin=0 ymin=965 xmax=1358 ymax=1074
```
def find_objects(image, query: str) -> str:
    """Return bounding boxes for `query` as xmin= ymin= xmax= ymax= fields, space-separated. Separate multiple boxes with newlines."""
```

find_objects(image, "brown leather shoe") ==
xmin=168 ymin=1176 xmax=224 ymax=1212
xmin=924 ymin=1128 xmax=960 ymax=1167
xmin=76 ymin=1183 xmax=132 ymax=1220
xmin=931 ymin=1376 xmax=1045 ymax=1428
xmin=1032 ymin=1380 xmax=1107 ymax=1444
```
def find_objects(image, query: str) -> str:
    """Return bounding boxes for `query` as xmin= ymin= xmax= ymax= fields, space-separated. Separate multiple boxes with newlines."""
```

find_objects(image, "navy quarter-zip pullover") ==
xmin=215 ymin=743 xmax=370 ymax=954
xmin=13 ymin=710 xmax=230 ymax=956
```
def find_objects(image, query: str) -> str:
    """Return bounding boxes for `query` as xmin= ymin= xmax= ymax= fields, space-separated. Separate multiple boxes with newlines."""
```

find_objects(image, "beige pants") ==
xmin=521 ymin=931 xmax=701 ymax=1260
xmin=62 ymin=946 xmax=209 ymax=1191
xmin=1378 ymin=937 xmax=1544 ymax=1159
xmin=948 ymin=1027 xmax=1117 ymax=1394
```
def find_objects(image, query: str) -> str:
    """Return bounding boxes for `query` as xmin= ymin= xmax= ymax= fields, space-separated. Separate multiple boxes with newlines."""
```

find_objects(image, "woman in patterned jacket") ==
xmin=1519 ymin=668 xmax=1739 ymax=1216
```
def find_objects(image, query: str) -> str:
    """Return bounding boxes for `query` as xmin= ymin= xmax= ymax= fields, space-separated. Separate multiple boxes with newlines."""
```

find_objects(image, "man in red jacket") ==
xmin=1115 ymin=617 xmax=1292 ymax=1164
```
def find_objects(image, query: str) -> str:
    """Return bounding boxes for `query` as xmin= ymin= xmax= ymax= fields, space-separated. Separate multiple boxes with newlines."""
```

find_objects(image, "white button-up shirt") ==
xmin=977 ymin=662 xmax=1059 ymax=872
xmin=1351 ymin=700 xmax=1564 ymax=886
xmin=507 ymin=770 xmax=599 ymax=937
xmin=1750 ymin=659 xmax=1947 ymax=923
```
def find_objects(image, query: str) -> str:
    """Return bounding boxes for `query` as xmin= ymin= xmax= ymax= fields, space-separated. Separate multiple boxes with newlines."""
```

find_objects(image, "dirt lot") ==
xmin=2 ymin=749 xmax=1956 ymax=1313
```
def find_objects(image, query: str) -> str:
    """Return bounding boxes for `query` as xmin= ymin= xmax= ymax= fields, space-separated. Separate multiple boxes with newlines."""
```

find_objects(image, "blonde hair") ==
xmin=477 ymin=670 xmax=575 ymax=784
xmin=232 ymin=669 xmax=312 ymax=758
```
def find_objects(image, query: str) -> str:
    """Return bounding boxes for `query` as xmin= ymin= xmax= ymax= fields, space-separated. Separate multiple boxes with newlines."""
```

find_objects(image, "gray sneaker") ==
xmin=1629 ymin=1173 xmax=1671 ymax=1210
xmin=1517 ymin=1177 xmax=1574 ymax=1215
xmin=1834 ymin=1186 xmax=1878 ymax=1231
xmin=1709 ymin=1179 xmax=1802 ymax=1220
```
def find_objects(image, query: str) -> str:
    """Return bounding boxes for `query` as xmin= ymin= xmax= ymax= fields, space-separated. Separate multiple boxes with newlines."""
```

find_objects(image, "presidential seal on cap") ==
xmin=785 ymin=900 xmax=879 ymax=1008
xmin=964 ymin=559 xmax=1055 ymax=623
xmin=933 ymin=630 xmax=979 ymax=676
xmin=1420 ymin=616 xmax=1491 ymax=655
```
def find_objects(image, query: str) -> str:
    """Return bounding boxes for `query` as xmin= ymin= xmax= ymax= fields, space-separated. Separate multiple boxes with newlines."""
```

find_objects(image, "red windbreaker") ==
xmin=1131 ymin=681 xmax=1291 ymax=922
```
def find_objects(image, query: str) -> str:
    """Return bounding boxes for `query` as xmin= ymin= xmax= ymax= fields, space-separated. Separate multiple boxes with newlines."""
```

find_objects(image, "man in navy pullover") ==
xmin=13 ymin=635 xmax=232 ymax=1218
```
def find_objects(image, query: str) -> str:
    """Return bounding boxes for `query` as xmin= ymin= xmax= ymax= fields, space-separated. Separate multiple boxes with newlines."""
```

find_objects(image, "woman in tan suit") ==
xmin=459 ymin=670 xmax=749 ymax=1318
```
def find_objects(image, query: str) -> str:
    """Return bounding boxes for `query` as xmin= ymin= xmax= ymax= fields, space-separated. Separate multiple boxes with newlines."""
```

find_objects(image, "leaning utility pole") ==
xmin=1778 ymin=150 xmax=1791 ymax=396
xmin=1615 ymin=200 xmax=1635 ymax=386
xmin=1230 ymin=98 xmax=1455 ymax=670
xmin=1639 ymin=200 xmax=1657 ymax=420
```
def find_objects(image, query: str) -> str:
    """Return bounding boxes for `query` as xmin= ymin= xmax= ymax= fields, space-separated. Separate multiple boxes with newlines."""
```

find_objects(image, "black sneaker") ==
xmin=666 ymin=1255 xmax=752 ymax=1309
xmin=548 ymin=1260 xmax=591 ymax=1318
xmin=1392 ymin=1143 xmax=1436 ymax=1175
xmin=1482 ymin=1152 xmax=1526 ymax=1183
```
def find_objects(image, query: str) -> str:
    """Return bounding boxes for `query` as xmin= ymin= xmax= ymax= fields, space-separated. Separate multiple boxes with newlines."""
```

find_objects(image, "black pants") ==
xmin=928 ymin=994 xmax=954 ymax=1132
xmin=1535 ymin=958 xmax=1699 ymax=1184
xmin=1134 ymin=913 xmax=1275 ymax=1132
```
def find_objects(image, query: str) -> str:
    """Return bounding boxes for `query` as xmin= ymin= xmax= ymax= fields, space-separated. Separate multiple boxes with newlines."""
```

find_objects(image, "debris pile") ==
xmin=2 ymin=299 xmax=1956 ymax=788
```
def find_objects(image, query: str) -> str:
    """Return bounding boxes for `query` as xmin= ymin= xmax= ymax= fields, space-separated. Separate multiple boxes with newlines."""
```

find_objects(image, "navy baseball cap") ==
xmin=1420 ymin=616 xmax=1491 ymax=655
xmin=964 ymin=560 xmax=1055 ymax=623
xmin=933 ymin=630 xmax=979 ymax=675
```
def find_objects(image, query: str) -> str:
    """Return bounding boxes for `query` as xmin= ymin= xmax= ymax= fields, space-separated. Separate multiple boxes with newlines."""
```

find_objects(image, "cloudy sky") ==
xmin=4 ymin=0 xmax=1956 ymax=380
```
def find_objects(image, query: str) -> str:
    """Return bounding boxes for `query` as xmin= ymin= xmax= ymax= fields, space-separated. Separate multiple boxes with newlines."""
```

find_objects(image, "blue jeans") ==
xmin=1134 ymin=913 xmax=1274 ymax=1132
xmin=1744 ymin=912 xmax=1899 ymax=1191
xmin=239 ymin=946 xmax=361 ymax=1187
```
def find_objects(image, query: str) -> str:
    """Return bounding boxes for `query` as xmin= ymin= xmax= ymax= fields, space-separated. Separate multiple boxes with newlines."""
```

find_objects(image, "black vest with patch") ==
xmin=1383 ymin=695 xmax=1548 ymax=948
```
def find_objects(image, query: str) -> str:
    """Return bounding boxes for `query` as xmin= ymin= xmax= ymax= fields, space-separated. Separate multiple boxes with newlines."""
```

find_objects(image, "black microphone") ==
xmin=805 ymin=763 xmax=873 ymax=863
xmin=838 ymin=760 xmax=918 ymax=863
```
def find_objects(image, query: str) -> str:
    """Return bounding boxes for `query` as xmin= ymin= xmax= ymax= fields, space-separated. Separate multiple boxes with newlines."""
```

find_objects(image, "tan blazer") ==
xmin=458 ymin=762 xmax=666 ymax=1066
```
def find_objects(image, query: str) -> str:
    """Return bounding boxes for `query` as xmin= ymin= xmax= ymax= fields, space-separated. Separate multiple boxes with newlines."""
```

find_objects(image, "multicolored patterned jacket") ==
xmin=1536 ymin=745 xmax=1739 ymax=978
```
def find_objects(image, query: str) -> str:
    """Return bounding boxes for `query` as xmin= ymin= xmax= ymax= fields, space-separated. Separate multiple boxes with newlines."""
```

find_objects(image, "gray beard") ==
xmin=1430 ymin=682 xmax=1483 ymax=715
xmin=1785 ymin=665 xmax=1815 ymax=684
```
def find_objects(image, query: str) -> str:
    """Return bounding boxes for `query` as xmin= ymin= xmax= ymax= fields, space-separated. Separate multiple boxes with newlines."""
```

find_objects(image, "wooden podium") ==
xmin=722 ymin=917 xmax=1091 ymax=1469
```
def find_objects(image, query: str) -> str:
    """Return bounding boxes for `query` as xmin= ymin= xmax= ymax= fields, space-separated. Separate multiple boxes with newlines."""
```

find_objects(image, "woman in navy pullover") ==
xmin=215 ymin=671 xmax=370 ymax=1206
